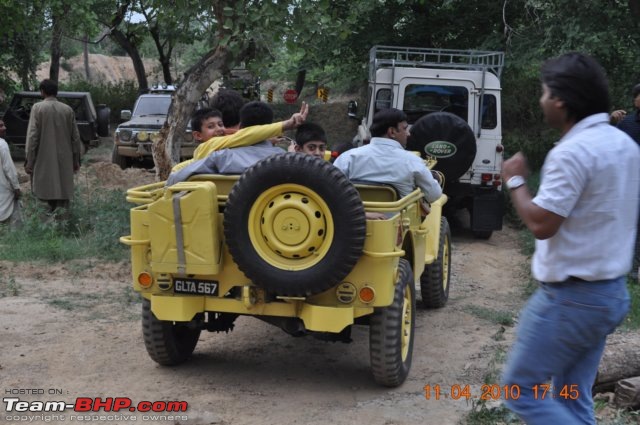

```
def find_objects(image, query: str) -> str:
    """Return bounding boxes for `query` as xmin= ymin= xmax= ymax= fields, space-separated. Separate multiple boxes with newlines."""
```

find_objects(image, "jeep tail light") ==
xmin=138 ymin=272 xmax=153 ymax=288
xmin=496 ymin=144 xmax=504 ymax=153
xmin=481 ymin=173 xmax=492 ymax=182
xmin=359 ymin=286 xmax=375 ymax=303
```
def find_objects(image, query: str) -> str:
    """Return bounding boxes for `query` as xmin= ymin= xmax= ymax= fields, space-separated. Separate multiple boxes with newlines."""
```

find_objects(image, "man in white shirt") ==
xmin=0 ymin=118 xmax=20 ymax=225
xmin=333 ymin=108 xmax=442 ymax=203
xmin=501 ymin=52 xmax=640 ymax=425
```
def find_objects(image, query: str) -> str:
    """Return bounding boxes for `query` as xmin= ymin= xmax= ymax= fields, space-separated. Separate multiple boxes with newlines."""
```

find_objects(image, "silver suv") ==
xmin=112 ymin=87 xmax=195 ymax=168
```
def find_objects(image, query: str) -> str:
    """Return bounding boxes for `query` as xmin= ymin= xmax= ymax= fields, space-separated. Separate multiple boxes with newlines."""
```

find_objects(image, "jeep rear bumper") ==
xmin=147 ymin=293 xmax=373 ymax=333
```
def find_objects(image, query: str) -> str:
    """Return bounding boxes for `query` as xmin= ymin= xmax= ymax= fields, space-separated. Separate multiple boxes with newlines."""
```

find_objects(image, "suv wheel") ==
xmin=224 ymin=153 xmax=366 ymax=297
xmin=142 ymin=298 xmax=201 ymax=365
xmin=369 ymin=258 xmax=415 ymax=387
xmin=111 ymin=145 xmax=129 ymax=169
xmin=420 ymin=217 xmax=452 ymax=308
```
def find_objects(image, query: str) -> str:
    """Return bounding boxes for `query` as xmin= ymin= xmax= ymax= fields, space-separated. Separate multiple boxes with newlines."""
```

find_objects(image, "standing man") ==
xmin=615 ymin=83 xmax=640 ymax=278
xmin=0 ymin=118 xmax=21 ymax=225
xmin=25 ymin=79 xmax=82 ymax=217
xmin=501 ymin=52 xmax=640 ymax=424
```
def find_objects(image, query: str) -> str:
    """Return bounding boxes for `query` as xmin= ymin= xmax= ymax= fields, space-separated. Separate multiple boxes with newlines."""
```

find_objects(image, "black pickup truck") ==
xmin=2 ymin=91 xmax=110 ymax=159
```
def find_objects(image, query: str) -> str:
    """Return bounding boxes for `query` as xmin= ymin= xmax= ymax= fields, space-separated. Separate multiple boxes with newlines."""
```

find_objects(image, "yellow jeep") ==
xmin=121 ymin=153 xmax=451 ymax=387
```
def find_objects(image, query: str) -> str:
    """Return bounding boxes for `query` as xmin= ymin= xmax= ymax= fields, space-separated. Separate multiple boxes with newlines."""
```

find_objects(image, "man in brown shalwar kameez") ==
xmin=25 ymin=79 xmax=82 ymax=219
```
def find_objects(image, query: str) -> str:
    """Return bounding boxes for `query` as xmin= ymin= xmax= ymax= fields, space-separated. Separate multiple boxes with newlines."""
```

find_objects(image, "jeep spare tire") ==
xmin=224 ymin=153 xmax=366 ymax=297
xmin=407 ymin=112 xmax=476 ymax=183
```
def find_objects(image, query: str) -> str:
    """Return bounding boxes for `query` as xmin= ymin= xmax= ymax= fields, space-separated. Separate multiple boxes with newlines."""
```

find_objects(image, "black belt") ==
xmin=568 ymin=276 xmax=588 ymax=282
xmin=543 ymin=276 xmax=588 ymax=286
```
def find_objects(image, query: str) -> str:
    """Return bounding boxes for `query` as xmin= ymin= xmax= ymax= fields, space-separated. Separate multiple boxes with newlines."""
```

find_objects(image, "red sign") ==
xmin=283 ymin=89 xmax=298 ymax=104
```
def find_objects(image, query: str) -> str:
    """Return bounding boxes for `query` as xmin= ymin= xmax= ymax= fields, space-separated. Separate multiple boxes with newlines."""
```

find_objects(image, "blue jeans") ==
xmin=501 ymin=277 xmax=630 ymax=424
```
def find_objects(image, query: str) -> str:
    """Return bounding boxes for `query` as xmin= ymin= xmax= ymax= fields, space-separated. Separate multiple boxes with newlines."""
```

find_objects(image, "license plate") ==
xmin=173 ymin=278 xmax=219 ymax=296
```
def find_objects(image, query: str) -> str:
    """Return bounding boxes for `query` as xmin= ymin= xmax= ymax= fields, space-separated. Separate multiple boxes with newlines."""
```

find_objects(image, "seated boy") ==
xmin=172 ymin=102 xmax=308 ymax=172
xmin=288 ymin=122 xmax=327 ymax=159
xmin=190 ymin=108 xmax=225 ymax=143
xmin=167 ymin=102 xmax=295 ymax=185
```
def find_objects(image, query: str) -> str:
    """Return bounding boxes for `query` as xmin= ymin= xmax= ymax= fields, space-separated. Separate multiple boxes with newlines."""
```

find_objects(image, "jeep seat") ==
xmin=352 ymin=181 xmax=399 ymax=202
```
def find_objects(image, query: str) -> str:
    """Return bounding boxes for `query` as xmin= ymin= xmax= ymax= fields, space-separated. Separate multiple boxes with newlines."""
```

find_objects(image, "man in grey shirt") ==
xmin=167 ymin=101 xmax=305 ymax=185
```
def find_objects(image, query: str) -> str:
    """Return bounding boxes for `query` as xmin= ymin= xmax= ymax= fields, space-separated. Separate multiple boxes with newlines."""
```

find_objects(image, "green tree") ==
xmin=0 ymin=0 xmax=47 ymax=90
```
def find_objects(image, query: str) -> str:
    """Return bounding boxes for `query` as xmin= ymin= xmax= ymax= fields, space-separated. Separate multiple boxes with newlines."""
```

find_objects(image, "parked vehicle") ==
xmin=2 ymin=91 xmax=110 ymax=159
xmin=112 ymin=87 xmax=196 ymax=169
xmin=121 ymin=153 xmax=451 ymax=387
xmin=349 ymin=46 xmax=505 ymax=238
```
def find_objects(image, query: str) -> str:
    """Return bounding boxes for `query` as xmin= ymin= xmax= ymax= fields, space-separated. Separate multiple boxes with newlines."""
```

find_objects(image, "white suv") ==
xmin=349 ymin=46 xmax=505 ymax=238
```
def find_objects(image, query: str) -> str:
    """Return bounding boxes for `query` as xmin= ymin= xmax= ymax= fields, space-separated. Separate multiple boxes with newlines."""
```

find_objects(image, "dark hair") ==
xmin=631 ymin=83 xmax=640 ymax=99
xmin=295 ymin=122 xmax=327 ymax=146
xmin=541 ymin=52 xmax=610 ymax=122
xmin=190 ymin=108 xmax=222 ymax=132
xmin=239 ymin=101 xmax=273 ymax=128
xmin=210 ymin=89 xmax=244 ymax=127
xmin=39 ymin=79 xmax=58 ymax=96
xmin=370 ymin=108 xmax=408 ymax=137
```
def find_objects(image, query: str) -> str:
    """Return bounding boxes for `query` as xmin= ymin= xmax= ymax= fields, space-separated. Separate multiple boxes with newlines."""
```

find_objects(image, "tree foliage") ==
xmin=1 ymin=0 xmax=639 ymax=172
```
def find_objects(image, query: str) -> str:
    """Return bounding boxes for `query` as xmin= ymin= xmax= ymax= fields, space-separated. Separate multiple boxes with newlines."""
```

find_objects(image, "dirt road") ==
xmin=1 ymin=173 xmax=527 ymax=425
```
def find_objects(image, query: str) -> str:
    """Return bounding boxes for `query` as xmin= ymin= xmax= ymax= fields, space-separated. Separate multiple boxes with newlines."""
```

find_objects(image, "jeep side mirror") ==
xmin=347 ymin=100 xmax=358 ymax=120
xmin=120 ymin=110 xmax=132 ymax=121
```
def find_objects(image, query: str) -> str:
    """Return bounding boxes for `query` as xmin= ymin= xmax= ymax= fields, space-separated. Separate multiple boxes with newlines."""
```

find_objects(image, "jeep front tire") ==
xmin=420 ymin=217 xmax=452 ymax=308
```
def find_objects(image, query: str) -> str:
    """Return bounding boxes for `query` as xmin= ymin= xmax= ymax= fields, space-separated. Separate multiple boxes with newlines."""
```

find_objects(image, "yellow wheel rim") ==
xmin=442 ymin=233 xmax=450 ymax=291
xmin=248 ymin=184 xmax=334 ymax=270
xmin=401 ymin=279 xmax=413 ymax=361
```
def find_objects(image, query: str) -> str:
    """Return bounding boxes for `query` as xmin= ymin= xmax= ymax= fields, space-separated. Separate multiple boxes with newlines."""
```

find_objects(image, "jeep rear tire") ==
xmin=420 ymin=217 xmax=452 ymax=308
xmin=224 ymin=153 xmax=366 ymax=297
xmin=407 ymin=112 xmax=476 ymax=183
xmin=142 ymin=298 xmax=201 ymax=365
xmin=369 ymin=258 xmax=415 ymax=387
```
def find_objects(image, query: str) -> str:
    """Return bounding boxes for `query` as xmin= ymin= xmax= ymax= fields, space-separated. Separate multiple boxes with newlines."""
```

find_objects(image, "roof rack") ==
xmin=369 ymin=46 xmax=505 ymax=81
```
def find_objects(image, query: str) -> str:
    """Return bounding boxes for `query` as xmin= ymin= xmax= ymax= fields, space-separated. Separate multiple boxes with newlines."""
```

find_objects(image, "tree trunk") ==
xmin=148 ymin=26 xmax=174 ymax=85
xmin=49 ymin=9 xmax=65 ymax=83
xmin=594 ymin=332 xmax=640 ymax=392
xmin=160 ymin=53 xmax=173 ymax=85
xmin=614 ymin=376 xmax=640 ymax=409
xmin=109 ymin=0 xmax=148 ymax=94
xmin=83 ymin=34 xmax=91 ymax=81
xmin=109 ymin=28 xmax=148 ymax=94
xmin=152 ymin=46 xmax=235 ymax=180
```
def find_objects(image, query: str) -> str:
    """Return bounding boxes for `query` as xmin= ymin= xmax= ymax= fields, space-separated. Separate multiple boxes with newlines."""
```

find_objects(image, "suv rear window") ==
xmin=402 ymin=84 xmax=468 ymax=124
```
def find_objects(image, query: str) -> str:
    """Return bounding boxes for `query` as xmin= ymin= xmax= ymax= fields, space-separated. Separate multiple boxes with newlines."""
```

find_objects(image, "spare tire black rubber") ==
xmin=96 ymin=105 xmax=111 ymax=137
xmin=224 ymin=153 xmax=366 ymax=297
xmin=407 ymin=112 xmax=477 ymax=183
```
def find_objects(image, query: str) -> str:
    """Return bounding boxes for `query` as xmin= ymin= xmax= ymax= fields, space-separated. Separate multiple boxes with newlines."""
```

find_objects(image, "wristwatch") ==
xmin=506 ymin=175 xmax=526 ymax=190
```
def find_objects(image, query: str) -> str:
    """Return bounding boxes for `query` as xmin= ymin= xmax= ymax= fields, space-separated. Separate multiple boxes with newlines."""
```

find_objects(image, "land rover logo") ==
xmin=425 ymin=141 xmax=457 ymax=158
